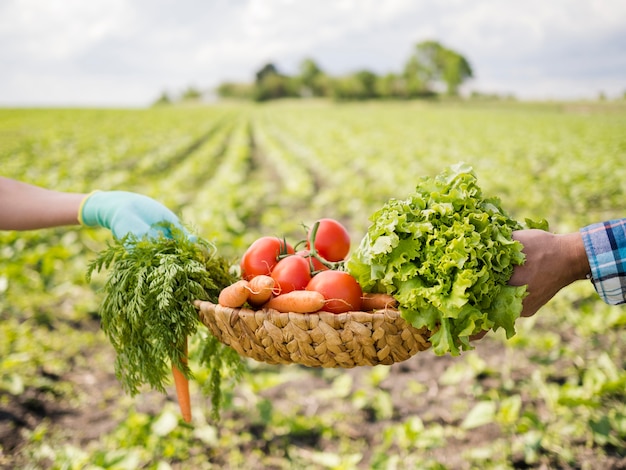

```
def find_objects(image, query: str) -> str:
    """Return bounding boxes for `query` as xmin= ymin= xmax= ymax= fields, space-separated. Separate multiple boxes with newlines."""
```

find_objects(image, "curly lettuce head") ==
xmin=347 ymin=163 xmax=545 ymax=356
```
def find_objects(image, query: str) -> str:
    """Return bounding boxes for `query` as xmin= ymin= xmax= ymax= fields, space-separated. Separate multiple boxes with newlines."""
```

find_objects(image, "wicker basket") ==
xmin=195 ymin=301 xmax=431 ymax=368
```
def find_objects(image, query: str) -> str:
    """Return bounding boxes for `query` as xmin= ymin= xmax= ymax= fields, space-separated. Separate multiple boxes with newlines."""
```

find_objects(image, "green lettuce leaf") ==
xmin=347 ymin=163 xmax=542 ymax=356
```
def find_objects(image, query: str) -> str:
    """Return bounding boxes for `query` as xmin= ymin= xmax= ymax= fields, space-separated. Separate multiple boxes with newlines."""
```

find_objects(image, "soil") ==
xmin=3 ymin=335 xmax=626 ymax=469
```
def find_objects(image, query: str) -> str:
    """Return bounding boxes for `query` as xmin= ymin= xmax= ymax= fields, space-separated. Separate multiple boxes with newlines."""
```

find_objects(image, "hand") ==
xmin=508 ymin=229 xmax=590 ymax=317
xmin=471 ymin=229 xmax=590 ymax=341
xmin=80 ymin=191 xmax=190 ymax=240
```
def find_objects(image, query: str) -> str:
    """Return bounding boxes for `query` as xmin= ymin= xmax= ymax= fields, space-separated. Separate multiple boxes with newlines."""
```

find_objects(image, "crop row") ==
xmin=2 ymin=102 xmax=626 ymax=468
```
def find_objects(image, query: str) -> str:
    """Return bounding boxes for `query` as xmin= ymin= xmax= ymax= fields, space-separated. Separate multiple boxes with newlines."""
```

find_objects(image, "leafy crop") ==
xmin=348 ymin=163 xmax=548 ymax=355
xmin=2 ymin=102 xmax=626 ymax=469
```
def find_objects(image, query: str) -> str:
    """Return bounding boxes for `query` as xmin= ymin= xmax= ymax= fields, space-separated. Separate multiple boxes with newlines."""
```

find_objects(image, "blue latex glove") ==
xmin=79 ymin=191 xmax=191 ymax=240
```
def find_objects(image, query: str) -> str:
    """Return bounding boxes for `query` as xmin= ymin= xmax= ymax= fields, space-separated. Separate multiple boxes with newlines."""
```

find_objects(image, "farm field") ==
xmin=1 ymin=100 xmax=626 ymax=469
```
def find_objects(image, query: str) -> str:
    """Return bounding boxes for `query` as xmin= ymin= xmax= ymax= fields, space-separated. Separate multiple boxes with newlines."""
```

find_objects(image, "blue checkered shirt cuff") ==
xmin=581 ymin=219 xmax=626 ymax=305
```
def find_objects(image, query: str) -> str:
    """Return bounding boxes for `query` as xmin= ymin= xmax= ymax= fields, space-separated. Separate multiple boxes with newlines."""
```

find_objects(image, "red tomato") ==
xmin=308 ymin=218 xmax=351 ymax=262
xmin=296 ymin=249 xmax=329 ymax=273
xmin=306 ymin=270 xmax=363 ymax=314
xmin=240 ymin=237 xmax=294 ymax=281
xmin=271 ymin=255 xmax=312 ymax=294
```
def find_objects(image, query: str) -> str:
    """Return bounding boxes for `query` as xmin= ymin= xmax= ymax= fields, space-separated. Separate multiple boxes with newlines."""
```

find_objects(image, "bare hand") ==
xmin=509 ymin=229 xmax=590 ymax=317
xmin=471 ymin=229 xmax=590 ymax=341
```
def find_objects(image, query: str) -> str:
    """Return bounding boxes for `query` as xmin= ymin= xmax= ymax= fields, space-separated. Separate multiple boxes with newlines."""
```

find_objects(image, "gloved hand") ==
xmin=79 ymin=191 xmax=191 ymax=240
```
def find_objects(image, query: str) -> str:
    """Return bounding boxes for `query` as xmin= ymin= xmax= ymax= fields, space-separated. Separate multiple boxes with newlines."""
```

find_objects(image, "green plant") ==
xmin=86 ymin=224 xmax=244 ymax=418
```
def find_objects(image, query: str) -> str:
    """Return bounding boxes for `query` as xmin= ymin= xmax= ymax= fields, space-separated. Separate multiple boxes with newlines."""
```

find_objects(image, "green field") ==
xmin=2 ymin=100 xmax=626 ymax=469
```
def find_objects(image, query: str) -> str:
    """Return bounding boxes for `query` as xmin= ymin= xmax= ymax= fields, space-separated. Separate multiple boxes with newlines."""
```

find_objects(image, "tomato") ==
xmin=296 ymin=249 xmax=329 ymax=273
xmin=271 ymin=255 xmax=312 ymax=294
xmin=306 ymin=270 xmax=363 ymax=314
xmin=240 ymin=237 xmax=294 ymax=281
xmin=308 ymin=218 xmax=351 ymax=262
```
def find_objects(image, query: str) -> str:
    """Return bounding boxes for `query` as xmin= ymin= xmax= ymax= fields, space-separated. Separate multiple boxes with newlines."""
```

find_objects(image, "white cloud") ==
xmin=0 ymin=0 xmax=134 ymax=61
xmin=0 ymin=0 xmax=624 ymax=105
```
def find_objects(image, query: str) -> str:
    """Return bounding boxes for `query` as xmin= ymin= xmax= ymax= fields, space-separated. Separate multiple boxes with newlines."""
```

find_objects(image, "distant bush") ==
xmin=216 ymin=39 xmax=473 ymax=102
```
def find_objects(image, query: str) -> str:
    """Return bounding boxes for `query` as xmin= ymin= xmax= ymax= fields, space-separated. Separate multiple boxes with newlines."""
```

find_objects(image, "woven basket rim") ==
xmin=197 ymin=299 xmax=404 ymax=317
xmin=195 ymin=300 xmax=431 ymax=368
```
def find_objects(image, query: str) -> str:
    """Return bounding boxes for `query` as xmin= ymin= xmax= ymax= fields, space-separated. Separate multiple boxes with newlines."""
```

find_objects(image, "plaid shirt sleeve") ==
xmin=580 ymin=219 xmax=626 ymax=305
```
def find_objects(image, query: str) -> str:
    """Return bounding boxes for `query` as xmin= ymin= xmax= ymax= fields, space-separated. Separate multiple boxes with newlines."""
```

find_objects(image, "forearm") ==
xmin=0 ymin=177 xmax=87 ymax=230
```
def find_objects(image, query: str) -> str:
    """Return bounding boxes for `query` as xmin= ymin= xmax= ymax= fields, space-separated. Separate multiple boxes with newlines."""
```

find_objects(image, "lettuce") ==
xmin=347 ymin=163 xmax=546 ymax=356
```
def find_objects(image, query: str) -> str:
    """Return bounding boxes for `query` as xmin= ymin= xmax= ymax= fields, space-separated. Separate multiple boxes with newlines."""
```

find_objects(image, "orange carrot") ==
xmin=246 ymin=275 xmax=276 ymax=307
xmin=172 ymin=336 xmax=192 ymax=423
xmin=218 ymin=280 xmax=250 ymax=308
xmin=265 ymin=290 xmax=326 ymax=313
xmin=361 ymin=293 xmax=398 ymax=311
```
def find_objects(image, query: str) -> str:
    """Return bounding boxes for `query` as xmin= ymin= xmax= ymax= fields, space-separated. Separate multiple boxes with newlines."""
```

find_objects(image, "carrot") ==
xmin=246 ymin=275 xmax=276 ymax=307
xmin=172 ymin=336 xmax=192 ymax=423
xmin=265 ymin=290 xmax=326 ymax=313
xmin=218 ymin=279 xmax=250 ymax=308
xmin=361 ymin=293 xmax=398 ymax=311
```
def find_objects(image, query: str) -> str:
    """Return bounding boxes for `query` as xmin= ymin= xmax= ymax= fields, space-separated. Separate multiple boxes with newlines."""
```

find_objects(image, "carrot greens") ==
xmin=86 ymin=223 xmax=242 ymax=418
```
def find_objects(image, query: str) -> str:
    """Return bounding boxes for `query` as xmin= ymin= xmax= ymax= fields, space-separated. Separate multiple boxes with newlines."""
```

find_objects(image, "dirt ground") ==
xmin=3 ymin=333 xmax=626 ymax=469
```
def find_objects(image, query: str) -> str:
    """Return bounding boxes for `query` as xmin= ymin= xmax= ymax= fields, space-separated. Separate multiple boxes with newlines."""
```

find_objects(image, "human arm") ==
xmin=0 ymin=177 xmax=86 ymax=230
xmin=0 ymin=177 xmax=189 ymax=240
xmin=509 ymin=218 xmax=626 ymax=317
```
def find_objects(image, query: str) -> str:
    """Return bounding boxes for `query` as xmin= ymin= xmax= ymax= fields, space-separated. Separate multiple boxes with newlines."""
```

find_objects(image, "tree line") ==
xmin=218 ymin=40 xmax=472 ymax=102
xmin=154 ymin=40 xmax=474 ymax=105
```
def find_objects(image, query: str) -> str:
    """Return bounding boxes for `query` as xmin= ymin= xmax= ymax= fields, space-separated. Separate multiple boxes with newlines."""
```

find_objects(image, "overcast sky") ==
xmin=1 ymin=0 xmax=625 ymax=107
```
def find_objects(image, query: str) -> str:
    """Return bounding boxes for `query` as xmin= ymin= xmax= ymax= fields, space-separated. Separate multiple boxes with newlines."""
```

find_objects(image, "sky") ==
xmin=1 ymin=0 xmax=625 ymax=107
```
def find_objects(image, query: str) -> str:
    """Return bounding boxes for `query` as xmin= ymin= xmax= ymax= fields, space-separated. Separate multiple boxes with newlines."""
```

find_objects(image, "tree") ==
xmin=252 ymin=63 xmax=299 ymax=101
xmin=331 ymin=70 xmax=379 ymax=101
xmin=375 ymin=73 xmax=409 ymax=99
xmin=331 ymin=75 xmax=361 ymax=101
xmin=404 ymin=40 xmax=473 ymax=96
xmin=441 ymin=49 xmax=473 ymax=95
xmin=212 ymin=39 xmax=476 ymax=102
xmin=354 ymin=70 xmax=378 ymax=99
xmin=255 ymin=63 xmax=280 ymax=84
xmin=297 ymin=58 xmax=328 ymax=97
xmin=299 ymin=58 xmax=321 ymax=88
xmin=181 ymin=85 xmax=202 ymax=101
xmin=216 ymin=82 xmax=255 ymax=100
xmin=152 ymin=91 xmax=172 ymax=107
xmin=403 ymin=40 xmax=442 ymax=92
